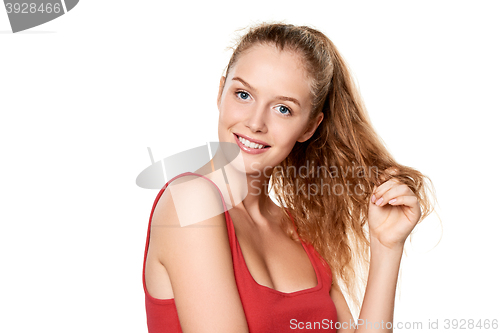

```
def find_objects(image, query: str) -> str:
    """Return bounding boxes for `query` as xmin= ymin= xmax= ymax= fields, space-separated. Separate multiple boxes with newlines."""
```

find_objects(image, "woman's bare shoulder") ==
xmin=152 ymin=174 xmax=226 ymax=227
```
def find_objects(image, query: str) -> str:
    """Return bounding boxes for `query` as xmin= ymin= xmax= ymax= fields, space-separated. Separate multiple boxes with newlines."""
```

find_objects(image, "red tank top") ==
xmin=142 ymin=172 xmax=338 ymax=332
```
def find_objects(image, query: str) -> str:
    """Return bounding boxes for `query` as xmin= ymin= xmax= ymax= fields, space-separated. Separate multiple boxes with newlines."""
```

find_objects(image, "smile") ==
xmin=233 ymin=133 xmax=271 ymax=154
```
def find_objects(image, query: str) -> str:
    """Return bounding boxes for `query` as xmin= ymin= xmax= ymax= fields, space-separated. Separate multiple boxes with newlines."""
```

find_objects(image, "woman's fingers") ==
xmin=388 ymin=195 xmax=421 ymax=222
xmin=371 ymin=178 xmax=399 ymax=204
xmin=372 ymin=183 xmax=411 ymax=207
xmin=387 ymin=195 xmax=419 ymax=208
xmin=371 ymin=167 xmax=401 ymax=200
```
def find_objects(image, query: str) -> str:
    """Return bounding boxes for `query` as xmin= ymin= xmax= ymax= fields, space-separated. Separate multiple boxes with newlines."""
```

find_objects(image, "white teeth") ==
xmin=238 ymin=136 xmax=265 ymax=149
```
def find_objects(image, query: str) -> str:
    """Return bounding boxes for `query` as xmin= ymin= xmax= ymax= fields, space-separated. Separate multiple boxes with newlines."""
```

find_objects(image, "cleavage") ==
xmin=232 ymin=212 xmax=318 ymax=293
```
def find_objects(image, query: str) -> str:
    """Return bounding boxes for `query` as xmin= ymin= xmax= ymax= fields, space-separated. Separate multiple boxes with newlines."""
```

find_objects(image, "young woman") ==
xmin=142 ymin=22 xmax=435 ymax=333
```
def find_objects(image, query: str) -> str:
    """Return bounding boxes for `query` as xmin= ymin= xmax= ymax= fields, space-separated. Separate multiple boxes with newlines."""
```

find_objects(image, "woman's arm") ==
xmin=331 ymin=239 xmax=402 ymax=333
xmin=355 ymin=238 xmax=403 ymax=333
xmin=332 ymin=169 xmax=421 ymax=333
xmin=151 ymin=176 xmax=249 ymax=332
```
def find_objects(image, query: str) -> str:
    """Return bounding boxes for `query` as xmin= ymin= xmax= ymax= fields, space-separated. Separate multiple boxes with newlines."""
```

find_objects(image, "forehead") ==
xmin=228 ymin=44 xmax=312 ymax=103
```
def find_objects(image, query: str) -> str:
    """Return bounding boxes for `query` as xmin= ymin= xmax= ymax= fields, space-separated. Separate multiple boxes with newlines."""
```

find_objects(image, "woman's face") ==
xmin=217 ymin=43 xmax=324 ymax=175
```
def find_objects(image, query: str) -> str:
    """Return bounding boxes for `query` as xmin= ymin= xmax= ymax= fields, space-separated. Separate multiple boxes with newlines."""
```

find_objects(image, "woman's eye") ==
xmin=236 ymin=91 xmax=250 ymax=100
xmin=276 ymin=105 xmax=292 ymax=116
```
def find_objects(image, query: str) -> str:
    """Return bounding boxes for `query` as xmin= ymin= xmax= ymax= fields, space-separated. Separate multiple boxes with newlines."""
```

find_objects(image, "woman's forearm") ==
xmin=354 ymin=238 xmax=404 ymax=333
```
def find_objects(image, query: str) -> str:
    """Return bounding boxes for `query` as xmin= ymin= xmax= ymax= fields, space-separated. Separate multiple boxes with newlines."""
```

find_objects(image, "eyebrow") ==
xmin=232 ymin=76 xmax=302 ymax=108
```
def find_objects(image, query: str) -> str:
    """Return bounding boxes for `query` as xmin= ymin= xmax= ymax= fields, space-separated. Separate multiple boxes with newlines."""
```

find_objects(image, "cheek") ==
xmin=271 ymin=124 xmax=302 ymax=146
xmin=220 ymin=97 xmax=245 ymax=122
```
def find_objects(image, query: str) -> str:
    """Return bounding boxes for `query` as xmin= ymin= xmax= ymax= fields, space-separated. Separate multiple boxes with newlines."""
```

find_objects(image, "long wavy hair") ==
xmin=223 ymin=22 xmax=437 ymax=314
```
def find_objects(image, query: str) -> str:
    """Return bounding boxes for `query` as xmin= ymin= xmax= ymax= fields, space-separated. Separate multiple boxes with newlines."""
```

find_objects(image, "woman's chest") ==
xmin=229 ymin=208 xmax=319 ymax=294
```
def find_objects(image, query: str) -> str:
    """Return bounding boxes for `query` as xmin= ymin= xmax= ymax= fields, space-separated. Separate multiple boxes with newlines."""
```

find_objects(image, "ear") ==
xmin=217 ymin=76 xmax=226 ymax=109
xmin=297 ymin=112 xmax=324 ymax=143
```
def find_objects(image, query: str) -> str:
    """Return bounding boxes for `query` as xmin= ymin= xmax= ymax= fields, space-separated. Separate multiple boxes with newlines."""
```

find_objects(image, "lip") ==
xmin=233 ymin=133 xmax=271 ymax=147
xmin=233 ymin=133 xmax=271 ymax=154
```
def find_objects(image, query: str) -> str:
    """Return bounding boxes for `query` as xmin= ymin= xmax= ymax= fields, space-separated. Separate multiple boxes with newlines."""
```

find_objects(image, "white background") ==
xmin=1 ymin=1 xmax=499 ymax=332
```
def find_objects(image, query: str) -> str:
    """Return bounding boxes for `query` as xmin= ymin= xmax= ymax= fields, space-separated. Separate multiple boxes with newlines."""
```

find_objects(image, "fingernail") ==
xmin=371 ymin=195 xmax=376 ymax=203
xmin=389 ymin=199 xmax=396 ymax=204
xmin=376 ymin=197 xmax=383 ymax=206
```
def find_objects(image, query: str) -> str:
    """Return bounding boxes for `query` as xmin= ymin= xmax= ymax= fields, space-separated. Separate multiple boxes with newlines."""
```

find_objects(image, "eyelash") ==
xmin=235 ymin=90 xmax=293 ymax=117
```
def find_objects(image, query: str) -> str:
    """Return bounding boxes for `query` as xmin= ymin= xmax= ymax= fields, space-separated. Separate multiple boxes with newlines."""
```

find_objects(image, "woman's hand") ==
xmin=368 ymin=168 xmax=422 ymax=251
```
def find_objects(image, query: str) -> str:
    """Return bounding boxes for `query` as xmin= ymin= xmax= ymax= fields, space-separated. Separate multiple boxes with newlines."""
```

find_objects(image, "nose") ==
xmin=245 ymin=102 xmax=268 ymax=133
